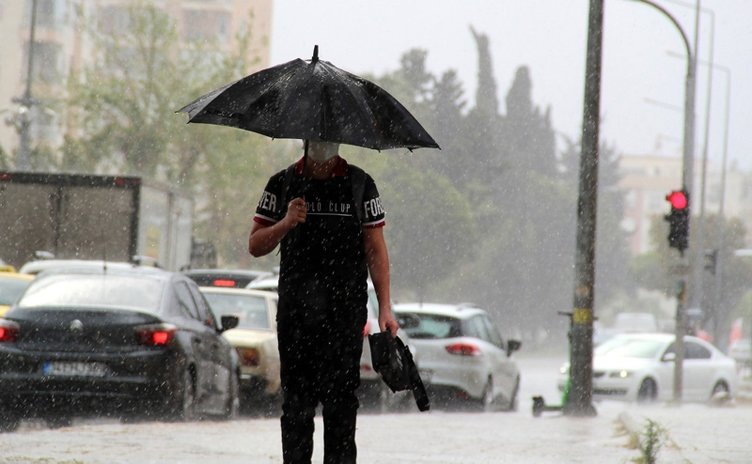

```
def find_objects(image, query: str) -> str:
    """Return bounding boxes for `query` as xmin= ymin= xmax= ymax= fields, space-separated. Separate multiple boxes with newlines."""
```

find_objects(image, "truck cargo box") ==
xmin=0 ymin=171 xmax=193 ymax=271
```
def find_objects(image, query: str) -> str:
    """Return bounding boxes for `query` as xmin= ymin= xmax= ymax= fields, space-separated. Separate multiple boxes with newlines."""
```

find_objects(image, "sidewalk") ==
xmin=617 ymin=379 xmax=752 ymax=463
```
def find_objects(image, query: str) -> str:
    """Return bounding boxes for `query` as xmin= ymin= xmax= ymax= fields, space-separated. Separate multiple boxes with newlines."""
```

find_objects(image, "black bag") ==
xmin=368 ymin=332 xmax=430 ymax=412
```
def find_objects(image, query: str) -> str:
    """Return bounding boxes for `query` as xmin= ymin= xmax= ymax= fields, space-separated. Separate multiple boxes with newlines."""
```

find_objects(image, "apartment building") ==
xmin=0 ymin=0 xmax=272 ymax=164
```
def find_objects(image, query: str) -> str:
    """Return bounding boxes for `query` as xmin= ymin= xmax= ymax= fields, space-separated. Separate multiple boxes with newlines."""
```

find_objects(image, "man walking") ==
xmin=249 ymin=140 xmax=399 ymax=463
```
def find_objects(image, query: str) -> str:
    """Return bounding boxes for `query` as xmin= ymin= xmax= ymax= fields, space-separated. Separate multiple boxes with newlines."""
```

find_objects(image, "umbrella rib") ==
xmin=319 ymin=64 xmax=380 ymax=147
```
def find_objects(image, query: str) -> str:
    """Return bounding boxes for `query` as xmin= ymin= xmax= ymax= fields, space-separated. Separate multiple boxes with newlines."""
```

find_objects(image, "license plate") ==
xmin=42 ymin=361 xmax=109 ymax=377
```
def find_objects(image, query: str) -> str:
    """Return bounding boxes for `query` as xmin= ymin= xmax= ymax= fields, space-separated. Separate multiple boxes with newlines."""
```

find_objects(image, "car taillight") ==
xmin=362 ymin=320 xmax=371 ymax=338
xmin=135 ymin=323 xmax=176 ymax=346
xmin=445 ymin=342 xmax=481 ymax=356
xmin=212 ymin=279 xmax=237 ymax=287
xmin=236 ymin=347 xmax=260 ymax=367
xmin=0 ymin=320 xmax=19 ymax=343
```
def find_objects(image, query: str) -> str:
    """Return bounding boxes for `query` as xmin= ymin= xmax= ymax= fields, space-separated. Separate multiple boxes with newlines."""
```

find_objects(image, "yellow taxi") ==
xmin=0 ymin=267 xmax=35 ymax=316
xmin=199 ymin=287 xmax=280 ymax=412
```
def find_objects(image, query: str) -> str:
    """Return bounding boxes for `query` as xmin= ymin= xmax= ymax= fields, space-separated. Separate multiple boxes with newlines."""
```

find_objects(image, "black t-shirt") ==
xmin=254 ymin=158 xmax=385 ymax=303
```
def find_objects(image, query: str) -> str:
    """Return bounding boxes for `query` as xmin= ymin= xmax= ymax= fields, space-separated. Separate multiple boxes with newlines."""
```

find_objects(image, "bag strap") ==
xmin=281 ymin=164 xmax=297 ymax=212
xmin=348 ymin=164 xmax=367 ymax=223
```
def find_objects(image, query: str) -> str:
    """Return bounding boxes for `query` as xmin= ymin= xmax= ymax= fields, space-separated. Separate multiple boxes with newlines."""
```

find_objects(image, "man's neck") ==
xmin=304 ymin=155 xmax=339 ymax=179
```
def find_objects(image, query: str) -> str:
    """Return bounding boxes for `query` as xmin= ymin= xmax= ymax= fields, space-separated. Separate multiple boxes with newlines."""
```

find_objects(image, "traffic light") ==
xmin=664 ymin=189 xmax=689 ymax=253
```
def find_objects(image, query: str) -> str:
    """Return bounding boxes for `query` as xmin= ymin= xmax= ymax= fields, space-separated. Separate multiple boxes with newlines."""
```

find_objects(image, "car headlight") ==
xmin=609 ymin=370 xmax=633 ymax=379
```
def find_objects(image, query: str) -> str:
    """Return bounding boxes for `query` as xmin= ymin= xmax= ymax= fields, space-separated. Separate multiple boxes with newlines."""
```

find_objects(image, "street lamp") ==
xmin=625 ymin=0 xmax=697 ymax=403
xmin=15 ymin=0 xmax=39 ymax=171
xmin=708 ymin=63 xmax=731 ymax=344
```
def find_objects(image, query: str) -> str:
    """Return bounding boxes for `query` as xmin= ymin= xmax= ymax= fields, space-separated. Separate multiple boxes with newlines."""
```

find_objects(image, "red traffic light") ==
xmin=666 ymin=190 xmax=688 ymax=210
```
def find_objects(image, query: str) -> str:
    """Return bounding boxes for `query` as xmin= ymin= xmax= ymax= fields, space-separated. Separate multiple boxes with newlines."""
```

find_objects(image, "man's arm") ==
xmin=363 ymin=226 xmax=398 ymax=337
xmin=249 ymin=197 xmax=306 ymax=257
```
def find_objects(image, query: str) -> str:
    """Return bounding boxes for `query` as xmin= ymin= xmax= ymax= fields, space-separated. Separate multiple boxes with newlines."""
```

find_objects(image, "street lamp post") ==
xmin=628 ymin=0 xmax=696 ymax=403
xmin=708 ymin=63 xmax=731 ymax=344
xmin=15 ymin=0 xmax=39 ymax=171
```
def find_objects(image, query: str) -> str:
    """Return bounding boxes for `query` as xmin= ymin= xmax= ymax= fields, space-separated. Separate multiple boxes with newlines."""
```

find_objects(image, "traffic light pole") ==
xmin=631 ymin=0 xmax=696 ymax=405
xmin=563 ymin=0 xmax=602 ymax=417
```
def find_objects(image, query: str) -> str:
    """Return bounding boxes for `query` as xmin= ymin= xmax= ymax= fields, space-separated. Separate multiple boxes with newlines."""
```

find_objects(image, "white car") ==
xmin=558 ymin=333 xmax=737 ymax=403
xmin=393 ymin=303 xmax=521 ymax=411
xmin=247 ymin=275 xmax=414 ymax=410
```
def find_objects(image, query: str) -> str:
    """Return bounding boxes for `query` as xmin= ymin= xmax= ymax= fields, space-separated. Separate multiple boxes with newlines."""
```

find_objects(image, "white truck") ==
xmin=0 ymin=171 xmax=193 ymax=271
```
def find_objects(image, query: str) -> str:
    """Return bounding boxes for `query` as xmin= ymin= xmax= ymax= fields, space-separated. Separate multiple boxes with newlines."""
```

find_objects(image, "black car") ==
xmin=182 ymin=268 xmax=272 ymax=289
xmin=0 ymin=265 xmax=240 ymax=432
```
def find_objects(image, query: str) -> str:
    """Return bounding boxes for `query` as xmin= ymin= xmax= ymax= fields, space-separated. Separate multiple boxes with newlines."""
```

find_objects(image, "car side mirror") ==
xmin=397 ymin=313 xmax=420 ymax=329
xmin=662 ymin=352 xmax=676 ymax=362
xmin=507 ymin=339 xmax=522 ymax=357
xmin=220 ymin=315 xmax=239 ymax=333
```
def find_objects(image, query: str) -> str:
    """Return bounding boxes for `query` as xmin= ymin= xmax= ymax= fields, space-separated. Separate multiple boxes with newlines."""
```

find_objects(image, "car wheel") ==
xmin=169 ymin=368 xmax=197 ymax=421
xmin=636 ymin=378 xmax=657 ymax=404
xmin=480 ymin=378 xmax=495 ymax=412
xmin=45 ymin=416 xmax=73 ymax=429
xmin=221 ymin=371 xmax=241 ymax=420
xmin=506 ymin=377 xmax=520 ymax=412
xmin=710 ymin=381 xmax=730 ymax=401
xmin=0 ymin=411 xmax=20 ymax=433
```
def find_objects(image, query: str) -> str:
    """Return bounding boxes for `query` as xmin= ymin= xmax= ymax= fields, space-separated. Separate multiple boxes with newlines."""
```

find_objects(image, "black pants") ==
xmin=277 ymin=294 xmax=366 ymax=464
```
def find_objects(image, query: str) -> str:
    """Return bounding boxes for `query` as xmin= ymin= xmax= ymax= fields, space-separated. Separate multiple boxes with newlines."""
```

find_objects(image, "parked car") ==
xmin=0 ymin=266 xmax=240 ymax=432
xmin=200 ymin=287 xmax=280 ymax=412
xmin=184 ymin=269 xmax=272 ymax=289
xmin=0 ymin=271 xmax=34 ymax=317
xmin=728 ymin=339 xmax=751 ymax=372
xmin=558 ymin=333 xmax=737 ymax=403
xmin=247 ymin=275 xmax=415 ymax=410
xmin=19 ymin=259 xmax=145 ymax=276
xmin=393 ymin=303 xmax=521 ymax=411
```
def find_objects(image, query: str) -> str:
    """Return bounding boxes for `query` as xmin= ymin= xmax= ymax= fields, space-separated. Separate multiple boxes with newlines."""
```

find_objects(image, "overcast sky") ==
xmin=269 ymin=0 xmax=750 ymax=175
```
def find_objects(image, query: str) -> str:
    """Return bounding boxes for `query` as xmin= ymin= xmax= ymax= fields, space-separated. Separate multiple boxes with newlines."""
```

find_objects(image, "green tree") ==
xmin=61 ymin=1 xmax=280 ymax=268
xmin=502 ymin=66 xmax=557 ymax=178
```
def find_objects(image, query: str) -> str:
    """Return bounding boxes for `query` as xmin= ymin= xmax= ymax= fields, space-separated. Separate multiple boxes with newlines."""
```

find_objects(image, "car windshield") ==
xmin=18 ymin=274 xmax=163 ymax=312
xmin=0 ymin=277 xmax=31 ymax=305
xmin=399 ymin=312 xmax=462 ymax=339
xmin=595 ymin=336 xmax=665 ymax=359
xmin=203 ymin=293 xmax=271 ymax=330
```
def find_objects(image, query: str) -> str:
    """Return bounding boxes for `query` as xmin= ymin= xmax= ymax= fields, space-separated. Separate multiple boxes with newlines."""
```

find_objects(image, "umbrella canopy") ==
xmin=177 ymin=46 xmax=440 ymax=151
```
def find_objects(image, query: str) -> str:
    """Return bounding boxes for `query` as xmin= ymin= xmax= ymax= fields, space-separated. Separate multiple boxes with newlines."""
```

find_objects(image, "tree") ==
xmin=463 ymin=27 xmax=501 ymax=189
xmin=61 ymin=1 xmax=282 ymax=268
xmin=502 ymin=66 xmax=557 ymax=179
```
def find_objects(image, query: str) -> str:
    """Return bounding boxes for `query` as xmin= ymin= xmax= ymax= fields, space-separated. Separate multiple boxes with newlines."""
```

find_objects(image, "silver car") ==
xmin=393 ymin=303 xmax=521 ymax=411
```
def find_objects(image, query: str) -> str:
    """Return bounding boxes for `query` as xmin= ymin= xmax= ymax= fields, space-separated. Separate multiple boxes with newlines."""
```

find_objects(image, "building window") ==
xmin=97 ymin=5 xmax=131 ymax=36
xmin=182 ymin=9 xmax=231 ymax=43
xmin=25 ymin=40 xmax=63 ymax=83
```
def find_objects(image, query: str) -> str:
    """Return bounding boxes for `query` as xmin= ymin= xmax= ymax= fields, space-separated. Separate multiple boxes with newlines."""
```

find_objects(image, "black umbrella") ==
xmin=177 ymin=45 xmax=439 ymax=151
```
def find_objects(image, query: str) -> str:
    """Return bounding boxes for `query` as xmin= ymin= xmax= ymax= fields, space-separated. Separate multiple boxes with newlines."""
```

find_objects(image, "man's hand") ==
xmin=248 ymin=196 xmax=306 ymax=257
xmin=379 ymin=306 xmax=399 ymax=338
xmin=282 ymin=197 xmax=307 ymax=229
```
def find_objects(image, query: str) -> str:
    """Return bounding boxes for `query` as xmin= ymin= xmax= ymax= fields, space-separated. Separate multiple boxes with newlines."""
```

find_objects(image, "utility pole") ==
xmin=563 ymin=0 xmax=602 ymax=417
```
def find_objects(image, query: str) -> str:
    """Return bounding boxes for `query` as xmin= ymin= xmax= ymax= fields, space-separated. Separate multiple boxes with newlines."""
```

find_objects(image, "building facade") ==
xmin=0 ymin=0 xmax=272 ymax=165
xmin=618 ymin=153 xmax=752 ymax=255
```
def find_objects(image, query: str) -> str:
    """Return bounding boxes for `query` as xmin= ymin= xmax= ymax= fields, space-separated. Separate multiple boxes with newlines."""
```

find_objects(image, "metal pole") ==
xmin=711 ymin=64 xmax=731 ymax=344
xmin=563 ymin=0 xmax=602 ymax=418
xmin=689 ymin=4 xmax=714 ymax=317
xmin=628 ymin=0 xmax=696 ymax=403
xmin=16 ymin=0 xmax=38 ymax=171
